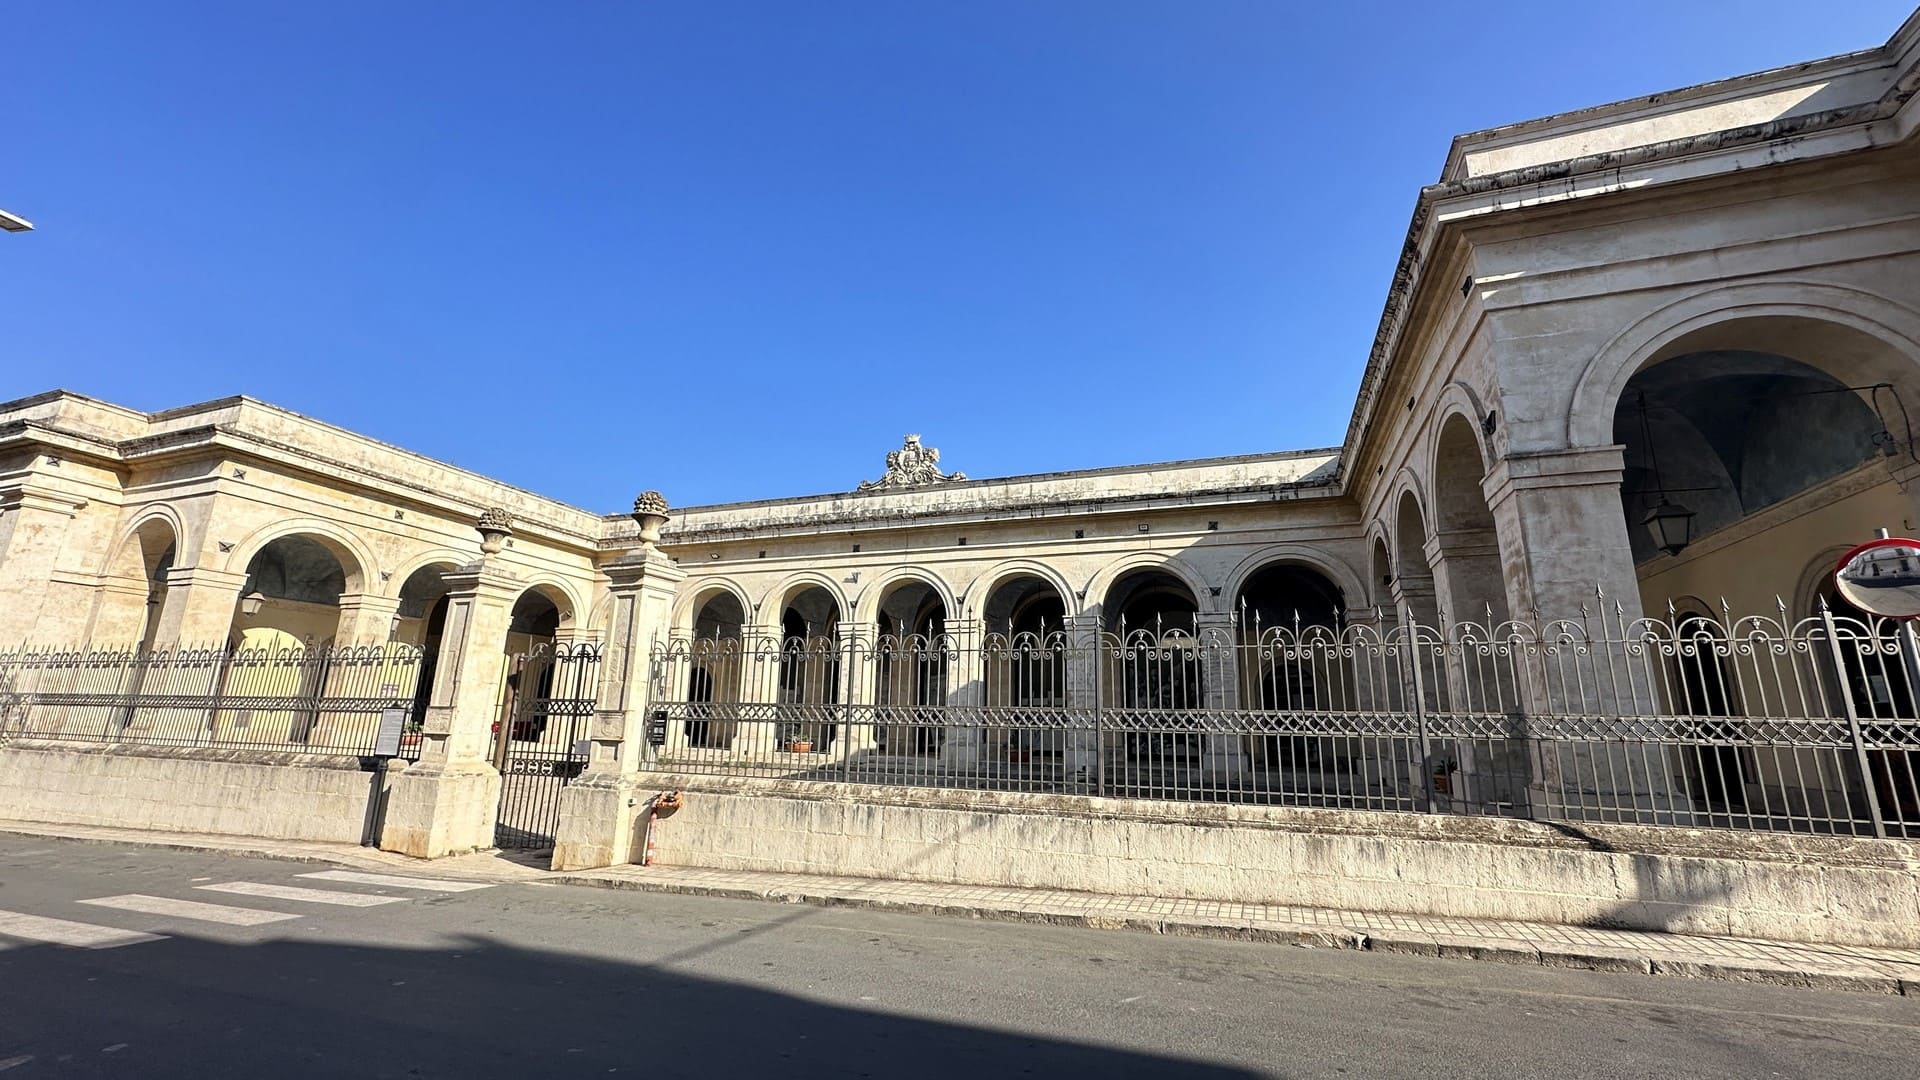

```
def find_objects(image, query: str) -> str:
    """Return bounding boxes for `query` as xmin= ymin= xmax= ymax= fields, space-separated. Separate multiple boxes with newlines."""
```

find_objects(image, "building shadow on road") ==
xmin=0 ymin=923 xmax=1268 ymax=1079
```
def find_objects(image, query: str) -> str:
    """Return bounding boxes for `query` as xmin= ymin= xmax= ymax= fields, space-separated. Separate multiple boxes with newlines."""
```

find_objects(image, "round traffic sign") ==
xmin=1833 ymin=537 xmax=1920 ymax=619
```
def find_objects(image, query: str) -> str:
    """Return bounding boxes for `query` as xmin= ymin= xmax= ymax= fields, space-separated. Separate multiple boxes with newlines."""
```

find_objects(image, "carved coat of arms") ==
xmin=858 ymin=434 xmax=967 ymax=491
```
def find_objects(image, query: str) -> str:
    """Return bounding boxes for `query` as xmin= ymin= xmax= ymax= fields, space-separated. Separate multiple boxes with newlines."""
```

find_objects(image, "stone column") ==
xmin=940 ymin=618 xmax=983 ymax=767
xmin=835 ymin=622 xmax=878 ymax=755
xmin=148 ymin=566 xmax=250 ymax=646
xmin=90 ymin=574 xmax=158 ymax=644
xmin=1426 ymin=528 xmax=1509 ymax=631
xmin=1061 ymin=614 xmax=1102 ymax=789
xmin=1194 ymin=612 xmax=1247 ymax=783
xmin=549 ymin=549 xmax=684 ymax=872
xmin=380 ymin=560 xmax=520 ymax=858
xmin=1481 ymin=447 xmax=1644 ymax=627
xmin=334 ymin=592 xmax=403 ymax=646
xmin=740 ymin=622 xmax=783 ymax=757
xmin=0 ymin=483 xmax=88 ymax=642
xmin=1482 ymin=447 xmax=1679 ymax=818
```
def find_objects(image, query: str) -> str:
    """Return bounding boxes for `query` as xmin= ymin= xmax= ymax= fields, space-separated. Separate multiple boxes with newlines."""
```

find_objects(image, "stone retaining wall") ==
xmin=634 ymin=772 xmax=1920 ymax=948
xmin=0 ymin=739 xmax=392 ymax=845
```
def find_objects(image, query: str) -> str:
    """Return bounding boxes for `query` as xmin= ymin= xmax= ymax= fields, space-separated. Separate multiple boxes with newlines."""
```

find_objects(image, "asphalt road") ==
xmin=0 ymin=833 xmax=1915 ymax=1079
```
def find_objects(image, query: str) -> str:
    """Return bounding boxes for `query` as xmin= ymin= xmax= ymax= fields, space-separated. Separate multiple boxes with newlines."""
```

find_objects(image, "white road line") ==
xmin=80 ymin=894 xmax=302 ymax=927
xmin=196 ymin=882 xmax=402 ymax=907
xmin=0 ymin=1054 xmax=35 ymax=1071
xmin=297 ymin=870 xmax=495 ymax=893
xmin=0 ymin=910 xmax=164 ymax=949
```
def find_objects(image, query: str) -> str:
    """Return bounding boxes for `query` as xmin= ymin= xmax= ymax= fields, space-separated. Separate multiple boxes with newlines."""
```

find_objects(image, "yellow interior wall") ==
xmin=1637 ymin=474 xmax=1911 ymax=620
xmin=231 ymin=598 xmax=340 ymax=648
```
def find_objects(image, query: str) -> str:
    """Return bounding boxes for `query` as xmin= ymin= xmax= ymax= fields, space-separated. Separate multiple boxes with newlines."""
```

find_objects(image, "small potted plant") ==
xmin=782 ymin=724 xmax=812 ymax=753
xmin=400 ymin=721 xmax=423 ymax=750
xmin=1431 ymin=756 xmax=1457 ymax=795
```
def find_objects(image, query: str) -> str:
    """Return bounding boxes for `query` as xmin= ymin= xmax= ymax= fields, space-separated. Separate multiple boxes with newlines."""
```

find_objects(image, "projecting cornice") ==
xmin=1337 ymin=11 xmax=1920 ymax=483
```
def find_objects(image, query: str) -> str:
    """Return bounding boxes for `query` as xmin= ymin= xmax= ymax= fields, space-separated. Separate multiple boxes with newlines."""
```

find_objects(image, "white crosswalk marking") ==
xmin=80 ymin=894 xmax=302 ymax=926
xmin=297 ymin=870 xmax=495 ymax=893
xmin=197 ymin=882 xmax=402 ymax=907
xmin=0 ymin=910 xmax=163 ymax=949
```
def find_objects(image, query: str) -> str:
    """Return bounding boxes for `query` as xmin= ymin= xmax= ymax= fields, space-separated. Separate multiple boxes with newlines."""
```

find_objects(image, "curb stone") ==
xmin=552 ymin=869 xmax=1914 ymax=996
xmin=4 ymin=819 xmax=1913 ymax=996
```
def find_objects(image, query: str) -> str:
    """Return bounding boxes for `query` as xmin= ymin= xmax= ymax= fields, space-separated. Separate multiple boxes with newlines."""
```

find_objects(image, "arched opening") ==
xmin=1616 ymin=340 xmax=1909 ymax=618
xmin=773 ymin=584 xmax=842 ymax=753
xmin=1235 ymin=562 xmax=1341 ymax=705
xmin=1371 ymin=538 xmax=1394 ymax=624
xmin=232 ymin=535 xmax=349 ymax=648
xmin=1654 ymin=598 xmax=1748 ymax=821
xmin=981 ymin=574 xmax=1069 ymax=762
xmin=101 ymin=518 xmax=178 ymax=646
xmin=394 ymin=563 xmax=457 ymax=737
xmin=494 ymin=587 xmax=563 ymax=762
xmin=684 ymin=589 xmax=747 ymax=749
xmin=1234 ymin=562 xmax=1346 ymax=776
xmin=1393 ymin=492 xmax=1439 ymax=627
xmin=1102 ymin=567 xmax=1203 ymax=779
xmin=1431 ymin=413 xmax=1511 ymax=626
xmin=874 ymin=578 xmax=948 ymax=754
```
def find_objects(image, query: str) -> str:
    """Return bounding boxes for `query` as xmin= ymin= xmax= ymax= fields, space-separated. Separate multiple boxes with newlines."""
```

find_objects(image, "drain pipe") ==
xmin=640 ymin=790 xmax=685 ymax=867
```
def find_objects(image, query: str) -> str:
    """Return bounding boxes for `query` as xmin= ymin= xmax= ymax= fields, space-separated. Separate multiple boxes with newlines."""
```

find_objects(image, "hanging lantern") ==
xmin=1642 ymin=498 xmax=1697 ymax=558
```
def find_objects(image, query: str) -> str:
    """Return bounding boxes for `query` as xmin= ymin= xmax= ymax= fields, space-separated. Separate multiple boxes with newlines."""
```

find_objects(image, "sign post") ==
xmin=362 ymin=706 xmax=411 ymax=847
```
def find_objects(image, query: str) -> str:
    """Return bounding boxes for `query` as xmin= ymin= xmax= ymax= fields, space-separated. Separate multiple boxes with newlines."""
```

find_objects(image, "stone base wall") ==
xmin=635 ymin=772 xmax=1920 ymax=948
xmin=0 ymin=739 xmax=391 ymax=845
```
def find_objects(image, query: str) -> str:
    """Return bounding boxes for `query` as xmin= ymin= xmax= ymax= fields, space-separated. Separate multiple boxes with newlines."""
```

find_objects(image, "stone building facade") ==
xmin=4 ymin=12 xmax=1920 ymax=872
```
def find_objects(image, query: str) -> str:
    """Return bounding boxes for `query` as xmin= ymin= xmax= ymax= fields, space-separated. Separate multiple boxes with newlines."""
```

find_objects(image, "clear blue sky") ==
xmin=5 ymin=2 xmax=1912 ymax=511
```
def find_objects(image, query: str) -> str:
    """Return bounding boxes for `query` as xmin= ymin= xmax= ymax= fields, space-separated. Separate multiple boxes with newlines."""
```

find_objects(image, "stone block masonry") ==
xmin=0 ymin=739 xmax=393 ymax=845
xmin=633 ymin=772 xmax=1920 ymax=949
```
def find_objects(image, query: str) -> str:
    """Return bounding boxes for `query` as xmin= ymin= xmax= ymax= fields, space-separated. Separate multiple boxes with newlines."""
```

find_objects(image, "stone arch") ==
xmin=959 ymin=558 xmax=1080 ymax=621
xmin=1081 ymin=554 xmax=1212 ymax=620
xmin=1370 ymin=535 xmax=1396 ymax=618
xmin=1427 ymin=387 xmax=1494 ymax=494
xmin=759 ymin=571 xmax=850 ymax=627
xmin=1429 ymin=410 xmax=1511 ymax=624
xmin=673 ymin=577 xmax=757 ymax=632
xmin=1393 ymin=487 xmax=1440 ymax=625
xmin=96 ymin=508 xmax=184 ymax=644
xmin=1795 ymin=546 xmax=1854 ymax=620
xmin=1569 ymin=281 xmax=1920 ymax=449
xmin=1391 ymin=486 xmax=1431 ymax=581
xmin=513 ymin=578 xmax=584 ymax=632
xmin=225 ymin=518 xmax=377 ymax=595
xmin=384 ymin=548 xmax=472 ymax=599
xmin=852 ymin=566 xmax=959 ymax=629
xmin=104 ymin=504 xmax=185 ymax=577
xmin=1219 ymin=545 xmax=1365 ymax=619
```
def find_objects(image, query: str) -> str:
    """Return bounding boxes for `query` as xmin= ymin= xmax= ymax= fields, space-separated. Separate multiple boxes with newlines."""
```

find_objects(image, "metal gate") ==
xmin=493 ymin=643 xmax=601 ymax=849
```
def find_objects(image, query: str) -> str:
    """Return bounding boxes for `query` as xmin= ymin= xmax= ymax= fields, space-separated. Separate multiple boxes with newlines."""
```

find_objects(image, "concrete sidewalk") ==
xmin=6 ymin=817 xmax=1917 ymax=995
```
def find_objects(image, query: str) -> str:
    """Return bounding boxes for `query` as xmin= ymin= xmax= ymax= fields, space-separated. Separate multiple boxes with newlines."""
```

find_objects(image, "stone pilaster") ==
xmin=549 ymin=551 xmax=684 ymax=872
xmin=148 ymin=566 xmax=250 ymax=646
xmin=0 ymin=484 xmax=88 ymax=642
xmin=1481 ymin=446 xmax=1643 ymax=627
xmin=940 ymin=618 xmax=984 ymax=767
xmin=1061 ymin=615 xmax=1102 ymax=788
xmin=334 ymin=592 xmax=402 ymax=645
xmin=1195 ymin=612 xmax=1247 ymax=782
xmin=380 ymin=560 xmax=520 ymax=858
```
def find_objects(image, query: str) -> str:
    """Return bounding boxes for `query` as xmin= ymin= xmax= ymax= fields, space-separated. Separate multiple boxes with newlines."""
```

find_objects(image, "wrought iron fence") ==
xmin=648 ymin=602 xmax=1920 ymax=840
xmin=0 ymin=642 xmax=426 ymax=759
